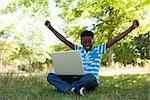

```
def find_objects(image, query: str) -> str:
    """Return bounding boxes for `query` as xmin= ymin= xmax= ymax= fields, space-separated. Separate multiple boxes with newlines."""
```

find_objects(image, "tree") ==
xmin=0 ymin=30 xmax=8 ymax=68
xmin=50 ymin=43 xmax=71 ymax=52
xmin=0 ymin=0 xmax=49 ymax=18
xmin=0 ymin=0 xmax=50 ymax=71
xmin=1 ymin=0 xmax=150 ymax=68
xmin=54 ymin=0 xmax=150 ymax=66
xmin=0 ymin=27 xmax=15 ymax=68
xmin=9 ymin=22 xmax=50 ymax=71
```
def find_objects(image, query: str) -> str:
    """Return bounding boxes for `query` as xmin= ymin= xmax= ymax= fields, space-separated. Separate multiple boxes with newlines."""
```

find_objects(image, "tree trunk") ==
xmin=108 ymin=46 xmax=113 ymax=66
xmin=108 ymin=31 xmax=113 ymax=67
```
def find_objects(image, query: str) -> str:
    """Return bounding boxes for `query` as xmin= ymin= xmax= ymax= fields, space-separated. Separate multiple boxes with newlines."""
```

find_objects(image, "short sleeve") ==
xmin=74 ymin=45 xmax=83 ymax=51
xmin=98 ymin=43 xmax=106 ymax=54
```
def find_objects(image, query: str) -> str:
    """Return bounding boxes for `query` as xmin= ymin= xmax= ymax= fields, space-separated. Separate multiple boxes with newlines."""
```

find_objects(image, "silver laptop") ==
xmin=51 ymin=50 xmax=84 ymax=75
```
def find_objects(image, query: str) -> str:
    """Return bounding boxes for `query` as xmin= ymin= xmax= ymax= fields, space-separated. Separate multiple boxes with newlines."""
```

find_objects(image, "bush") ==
xmin=113 ymin=31 xmax=150 ymax=65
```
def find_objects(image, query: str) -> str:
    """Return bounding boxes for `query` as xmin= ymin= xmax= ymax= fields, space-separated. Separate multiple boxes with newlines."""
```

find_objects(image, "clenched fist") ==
xmin=45 ymin=20 xmax=51 ymax=28
xmin=132 ymin=20 xmax=139 ymax=28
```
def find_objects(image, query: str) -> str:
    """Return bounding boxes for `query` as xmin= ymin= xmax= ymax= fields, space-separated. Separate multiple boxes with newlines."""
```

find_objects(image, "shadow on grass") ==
xmin=0 ymin=73 xmax=149 ymax=100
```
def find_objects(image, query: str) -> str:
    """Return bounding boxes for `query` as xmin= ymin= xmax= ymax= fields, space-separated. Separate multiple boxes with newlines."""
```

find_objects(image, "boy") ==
xmin=45 ymin=20 xmax=139 ymax=96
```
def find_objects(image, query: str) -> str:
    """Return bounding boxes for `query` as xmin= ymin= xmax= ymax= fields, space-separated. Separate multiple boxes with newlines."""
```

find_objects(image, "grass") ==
xmin=0 ymin=73 xmax=149 ymax=100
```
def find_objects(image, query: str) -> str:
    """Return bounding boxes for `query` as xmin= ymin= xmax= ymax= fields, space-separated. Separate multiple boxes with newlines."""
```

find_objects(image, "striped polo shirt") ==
xmin=74 ymin=43 xmax=106 ymax=81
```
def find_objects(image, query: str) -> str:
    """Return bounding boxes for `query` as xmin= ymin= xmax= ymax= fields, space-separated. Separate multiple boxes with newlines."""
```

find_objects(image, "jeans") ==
xmin=47 ymin=73 xmax=99 ymax=93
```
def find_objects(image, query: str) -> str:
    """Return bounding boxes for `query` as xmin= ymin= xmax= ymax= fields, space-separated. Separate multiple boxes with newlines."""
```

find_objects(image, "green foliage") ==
xmin=6 ymin=25 xmax=50 ymax=71
xmin=50 ymin=43 xmax=71 ymax=52
xmin=101 ymin=51 xmax=109 ymax=65
xmin=0 ymin=41 xmax=14 ymax=66
xmin=0 ymin=0 xmax=52 ymax=71
xmin=114 ymin=31 xmax=150 ymax=65
xmin=55 ymin=0 xmax=150 ymax=42
xmin=1 ymin=0 xmax=150 ymax=69
xmin=10 ymin=39 xmax=49 ymax=72
xmin=0 ymin=30 xmax=5 ymax=36
xmin=135 ymin=31 xmax=150 ymax=60
xmin=114 ymin=42 xmax=140 ymax=64
xmin=0 ymin=0 xmax=49 ymax=17
xmin=10 ymin=43 xmax=31 ymax=60
xmin=55 ymin=0 xmax=150 ymax=64
xmin=0 ymin=30 xmax=14 ymax=67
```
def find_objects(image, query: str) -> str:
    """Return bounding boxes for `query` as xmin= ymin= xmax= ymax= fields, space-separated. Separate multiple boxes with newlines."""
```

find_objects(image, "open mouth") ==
xmin=85 ymin=46 xmax=91 ymax=49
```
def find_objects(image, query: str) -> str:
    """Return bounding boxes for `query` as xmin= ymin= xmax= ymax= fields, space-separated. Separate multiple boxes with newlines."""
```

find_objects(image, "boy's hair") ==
xmin=81 ymin=30 xmax=94 ymax=39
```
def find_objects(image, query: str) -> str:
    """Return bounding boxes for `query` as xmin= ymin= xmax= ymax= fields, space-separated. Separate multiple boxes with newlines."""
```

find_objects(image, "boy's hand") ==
xmin=132 ymin=20 xmax=139 ymax=29
xmin=45 ymin=20 xmax=51 ymax=28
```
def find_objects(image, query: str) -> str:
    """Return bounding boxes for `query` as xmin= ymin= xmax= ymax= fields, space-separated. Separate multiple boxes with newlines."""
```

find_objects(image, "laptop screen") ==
xmin=51 ymin=51 xmax=84 ymax=75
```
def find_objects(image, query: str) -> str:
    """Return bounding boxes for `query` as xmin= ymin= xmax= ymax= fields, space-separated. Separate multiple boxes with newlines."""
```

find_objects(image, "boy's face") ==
xmin=81 ymin=36 xmax=94 ymax=51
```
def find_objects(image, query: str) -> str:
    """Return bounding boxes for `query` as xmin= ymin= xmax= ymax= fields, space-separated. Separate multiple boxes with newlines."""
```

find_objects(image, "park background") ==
xmin=0 ymin=0 xmax=150 ymax=100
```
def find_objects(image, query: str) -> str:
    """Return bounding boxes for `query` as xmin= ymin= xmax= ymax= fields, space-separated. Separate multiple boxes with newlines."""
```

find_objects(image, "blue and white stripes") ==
xmin=74 ymin=43 xmax=106 ymax=82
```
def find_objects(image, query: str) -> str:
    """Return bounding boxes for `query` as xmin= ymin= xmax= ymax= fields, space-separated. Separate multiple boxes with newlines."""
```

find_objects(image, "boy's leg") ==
xmin=47 ymin=73 xmax=72 ymax=93
xmin=71 ymin=74 xmax=99 ymax=92
xmin=59 ymin=75 xmax=83 ymax=84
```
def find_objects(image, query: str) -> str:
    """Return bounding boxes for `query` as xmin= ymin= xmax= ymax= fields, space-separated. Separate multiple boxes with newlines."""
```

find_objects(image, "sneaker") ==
xmin=70 ymin=87 xmax=75 ymax=93
xmin=70 ymin=87 xmax=86 ymax=96
xmin=79 ymin=87 xmax=86 ymax=96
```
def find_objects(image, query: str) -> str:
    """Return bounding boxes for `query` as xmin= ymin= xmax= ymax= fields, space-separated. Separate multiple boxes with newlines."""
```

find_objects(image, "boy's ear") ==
xmin=92 ymin=39 xmax=94 ymax=43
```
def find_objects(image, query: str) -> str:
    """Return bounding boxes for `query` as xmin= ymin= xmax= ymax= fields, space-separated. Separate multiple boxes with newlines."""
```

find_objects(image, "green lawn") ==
xmin=0 ymin=73 xmax=149 ymax=100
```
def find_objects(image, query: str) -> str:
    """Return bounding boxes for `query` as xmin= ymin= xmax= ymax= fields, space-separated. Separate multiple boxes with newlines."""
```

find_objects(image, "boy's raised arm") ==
xmin=45 ymin=20 xmax=75 ymax=50
xmin=106 ymin=20 xmax=139 ymax=48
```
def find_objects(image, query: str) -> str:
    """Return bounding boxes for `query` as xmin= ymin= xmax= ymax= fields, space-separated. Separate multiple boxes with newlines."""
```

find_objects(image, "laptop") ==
xmin=51 ymin=50 xmax=84 ymax=83
xmin=51 ymin=50 xmax=84 ymax=75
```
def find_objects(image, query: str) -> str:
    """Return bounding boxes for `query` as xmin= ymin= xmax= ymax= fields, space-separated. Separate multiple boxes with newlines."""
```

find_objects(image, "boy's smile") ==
xmin=81 ymin=36 xmax=94 ymax=52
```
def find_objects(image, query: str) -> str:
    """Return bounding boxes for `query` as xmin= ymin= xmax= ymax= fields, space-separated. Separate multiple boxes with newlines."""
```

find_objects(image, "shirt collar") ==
xmin=83 ymin=46 xmax=94 ymax=53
